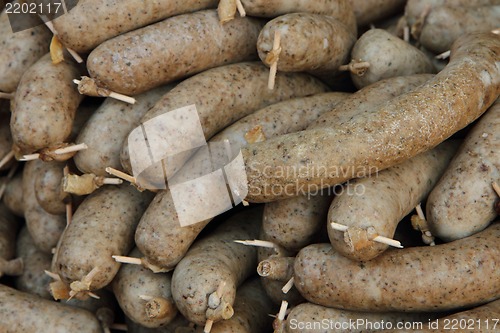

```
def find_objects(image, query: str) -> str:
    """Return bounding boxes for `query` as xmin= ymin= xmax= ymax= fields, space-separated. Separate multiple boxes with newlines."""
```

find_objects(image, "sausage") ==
xmin=294 ymin=223 xmax=500 ymax=312
xmin=75 ymin=85 xmax=172 ymax=176
xmin=87 ymin=10 xmax=264 ymax=95
xmin=257 ymin=13 xmax=356 ymax=73
xmin=310 ymin=74 xmax=434 ymax=128
xmin=349 ymin=0 xmax=406 ymax=27
xmin=3 ymin=171 xmax=24 ymax=217
xmin=132 ymin=64 xmax=328 ymax=269
xmin=285 ymin=302 xmax=439 ymax=333
xmin=22 ymin=160 xmax=66 ymax=253
xmin=112 ymin=248 xmax=177 ymax=328
xmin=419 ymin=5 xmax=500 ymax=54
xmin=193 ymin=278 xmax=274 ymax=333
xmin=52 ymin=0 xmax=219 ymax=53
xmin=327 ymin=140 xmax=458 ymax=262
xmin=240 ymin=0 xmax=356 ymax=32
xmin=14 ymin=226 xmax=53 ymax=299
xmin=242 ymin=32 xmax=500 ymax=203
xmin=0 ymin=284 xmax=103 ymax=333
xmin=426 ymin=99 xmax=500 ymax=241
xmin=34 ymin=161 xmax=68 ymax=215
xmin=10 ymin=53 xmax=83 ymax=155
xmin=171 ymin=208 xmax=261 ymax=325
xmin=263 ymin=193 xmax=332 ymax=251
xmin=404 ymin=0 xmax=500 ymax=28
xmin=348 ymin=29 xmax=435 ymax=89
xmin=0 ymin=3 xmax=52 ymax=93
xmin=54 ymin=184 xmax=154 ymax=298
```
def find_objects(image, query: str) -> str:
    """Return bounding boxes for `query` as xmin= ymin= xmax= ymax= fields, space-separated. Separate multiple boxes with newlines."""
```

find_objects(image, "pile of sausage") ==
xmin=0 ymin=0 xmax=499 ymax=332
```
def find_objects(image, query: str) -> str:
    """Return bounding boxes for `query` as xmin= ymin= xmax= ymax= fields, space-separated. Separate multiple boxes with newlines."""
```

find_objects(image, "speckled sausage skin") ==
xmin=257 ymin=13 xmax=356 ymax=73
xmin=52 ymin=0 xmax=218 ymax=53
xmin=54 ymin=184 xmax=154 ymax=291
xmin=11 ymin=53 xmax=83 ymax=155
xmin=327 ymin=141 xmax=458 ymax=262
xmin=124 ymin=62 xmax=328 ymax=179
xmin=34 ymin=161 xmax=67 ymax=215
xmin=242 ymin=33 xmax=500 ymax=203
xmin=399 ymin=299 xmax=500 ymax=333
xmin=349 ymin=0 xmax=406 ymax=27
xmin=0 ymin=6 xmax=51 ymax=93
xmin=404 ymin=0 xmax=500 ymax=27
xmin=195 ymin=278 xmax=274 ymax=333
xmin=294 ymin=223 xmax=500 ymax=312
xmin=75 ymin=86 xmax=172 ymax=176
xmin=3 ymin=172 xmax=24 ymax=217
xmin=285 ymin=303 xmax=438 ymax=333
xmin=14 ymin=227 xmax=52 ymax=299
xmin=171 ymin=209 xmax=261 ymax=325
xmin=420 ymin=6 xmax=500 ymax=54
xmin=263 ymin=193 xmax=332 ymax=251
xmin=112 ymin=248 xmax=177 ymax=328
xmin=133 ymin=65 xmax=328 ymax=270
xmin=0 ymin=284 xmax=103 ymax=333
xmin=241 ymin=0 xmax=357 ymax=32
xmin=87 ymin=10 xmax=264 ymax=95
xmin=176 ymin=92 xmax=350 ymax=182
xmin=22 ymin=160 xmax=66 ymax=253
xmin=349 ymin=29 xmax=435 ymax=88
xmin=426 ymin=99 xmax=500 ymax=241
xmin=310 ymin=74 xmax=433 ymax=129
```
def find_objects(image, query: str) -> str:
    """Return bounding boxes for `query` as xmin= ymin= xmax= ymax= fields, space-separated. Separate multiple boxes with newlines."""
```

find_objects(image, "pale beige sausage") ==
xmin=349 ymin=0 xmax=406 ymax=27
xmin=404 ymin=0 xmax=500 ymax=28
xmin=0 ymin=4 xmax=52 ymax=93
xmin=427 ymin=99 xmax=500 ymax=241
xmin=22 ymin=160 xmax=66 ymax=253
xmin=263 ymin=193 xmax=332 ymax=251
xmin=294 ymin=223 xmax=500 ymax=312
xmin=87 ymin=10 xmax=264 ymax=95
xmin=171 ymin=209 xmax=261 ymax=325
xmin=420 ymin=5 xmax=500 ymax=54
xmin=10 ymin=53 xmax=83 ymax=155
xmin=53 ymin=0 xmax=218 ymax=53
xmin=54 ymin=185 xmax=153 ymax=296
xmin=0 ymin=284 xmax=103 ymax=333
xmin=348 ymin=29 xmax=435 ymax=88
xmin=112 ymin=248 xmax=177 ymax=328
xmin=241 ymin=0 xmax=356 ymax=28
xmin=14 ymin=226 xmax=52 ymax=299
xmin=3 ymin=172 xmax=24 ymax=217
xmin=34 ymin=161 xmax=67 ymax=215
xmin=75 ymin=86 xmax=172 ymax=176
xmin=193 ymin=278 xmax=274 ymax=333
xmin=242 ymin=32 xmax=500 ymax=203
xmin=327 ymin=140 xmax=458 ymax=261
xmin=257 ymin=13 xmax=356 ymax=73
